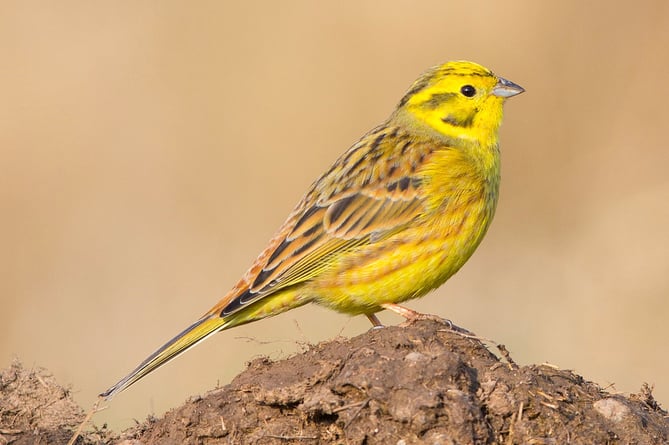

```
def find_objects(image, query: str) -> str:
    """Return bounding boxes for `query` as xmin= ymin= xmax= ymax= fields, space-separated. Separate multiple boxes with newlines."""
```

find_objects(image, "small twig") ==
xmin=436 ymin=328 xmax=519 ymax=371
xmin=601 ymin=382 xmax=617 ymax=392
xmin=66 ymin=397 xmax=103 ymax=445
xmin=539 ymin=401 xmax=559 ymax=410
xmin=234 ymin=336 xmax=296 ymax=345
xmin=331 ymin=400 xmax=368 ymax=414
xmin=292 ymin=319 xmax=309 ymax=345
xmin=539 ymin=362 xmax=560 ymax=370
xmin=536 ymin=390 xmax=554 ymax=401
xmin=0 ymin=428 xmax=22 ymax=434
xmin=264 ymin=434 xmax=318 ymax=440
xmin=10 ymin=411 xmax=22 ymax=427
xmin=496 ymin=344 xmax=517 ymax=369
xmin=336 ymin=316 xmax=356 ymax=337
xmin=35 ymin=374 xmax=48 ymax=388
xmin=504 ymin=401 xmax=523 ymax=445
xmin=343 ymin=398 xmax=371 ymax=429
xmin=490 ymin=362 xmax=504 ymax=371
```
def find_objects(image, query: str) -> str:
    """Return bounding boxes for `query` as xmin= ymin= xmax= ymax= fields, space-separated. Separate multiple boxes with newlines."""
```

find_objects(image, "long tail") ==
xmin=100 ymin=315 xmax=228 ymax=399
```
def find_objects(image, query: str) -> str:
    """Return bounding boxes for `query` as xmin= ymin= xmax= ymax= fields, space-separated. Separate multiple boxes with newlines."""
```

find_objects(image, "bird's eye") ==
xmin=460 ymin=85 xmax=476 ymax=97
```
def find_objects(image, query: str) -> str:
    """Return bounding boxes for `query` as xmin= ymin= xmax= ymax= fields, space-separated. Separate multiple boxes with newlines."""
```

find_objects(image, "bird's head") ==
xmin=395 ymin=60 xmax=524 ymax=146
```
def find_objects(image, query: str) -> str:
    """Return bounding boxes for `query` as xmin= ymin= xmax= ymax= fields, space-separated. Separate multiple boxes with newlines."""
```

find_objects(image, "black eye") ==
xmin=460 ymin=85 xmax=476 ymax=97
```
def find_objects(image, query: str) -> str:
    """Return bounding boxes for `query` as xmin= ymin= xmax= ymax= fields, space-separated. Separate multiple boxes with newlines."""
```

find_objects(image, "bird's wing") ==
xmin=212 ymin=130 xmax=435 ymax=317
xmin=100 ymin=134 xmax=433 ymax=398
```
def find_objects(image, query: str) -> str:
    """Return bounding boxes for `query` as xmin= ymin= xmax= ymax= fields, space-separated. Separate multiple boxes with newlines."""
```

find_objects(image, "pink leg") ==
xmin=381 ymin=303 xmax=474 ymax=334
xmin=380 ymin=303 xmax=442 ymax=321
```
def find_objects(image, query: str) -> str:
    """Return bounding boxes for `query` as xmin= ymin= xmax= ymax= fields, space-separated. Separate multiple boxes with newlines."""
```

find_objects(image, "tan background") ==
xmin=1 ymin=1 xmax=667 ymax=430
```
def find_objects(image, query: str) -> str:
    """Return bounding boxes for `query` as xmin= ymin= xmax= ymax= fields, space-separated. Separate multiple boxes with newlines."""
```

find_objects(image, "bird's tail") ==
xmin=100 ymin=315 xmax=229 ymax=400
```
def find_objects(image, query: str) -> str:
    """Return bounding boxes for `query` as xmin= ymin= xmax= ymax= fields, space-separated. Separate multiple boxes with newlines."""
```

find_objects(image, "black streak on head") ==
xmin=441 ymin=111 xmax=475 ymax=128
xmin=423 ymin=92 xmax=457 ymax=109
xmin=398 ymin=74 xmax=433 ymax=108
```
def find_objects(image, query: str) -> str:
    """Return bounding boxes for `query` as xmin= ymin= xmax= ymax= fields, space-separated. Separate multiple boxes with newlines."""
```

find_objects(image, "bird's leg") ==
xmin=366 ymin=313 xmax=384 ymax=329
xmin=381 ymin=303 xmax=475 ymax=334
xmin=380 ymin=303 xmax=446 ymax=323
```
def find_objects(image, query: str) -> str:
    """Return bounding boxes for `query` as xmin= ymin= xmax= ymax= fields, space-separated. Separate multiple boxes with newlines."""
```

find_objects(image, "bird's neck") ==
xmin=392 ymin=108 xmax=502 ymax=183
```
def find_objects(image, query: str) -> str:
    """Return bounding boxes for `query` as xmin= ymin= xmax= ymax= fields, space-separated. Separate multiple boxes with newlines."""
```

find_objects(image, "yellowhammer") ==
xmin=102 ymin=60 xmax=524 ymax=398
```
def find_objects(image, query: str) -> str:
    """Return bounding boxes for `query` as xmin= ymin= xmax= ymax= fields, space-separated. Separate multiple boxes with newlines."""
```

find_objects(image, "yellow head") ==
xmin=394 ymin=61 xmax=524 ymax=147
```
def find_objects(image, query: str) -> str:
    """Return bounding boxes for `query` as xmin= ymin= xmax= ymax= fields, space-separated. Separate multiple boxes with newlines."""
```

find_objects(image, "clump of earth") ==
xmin=1 ymin=320 xmax=667 ymax=444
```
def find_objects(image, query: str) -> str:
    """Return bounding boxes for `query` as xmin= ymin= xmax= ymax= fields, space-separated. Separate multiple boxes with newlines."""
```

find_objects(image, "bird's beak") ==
xmin=492 ymin=77 xmax=525 ymax=98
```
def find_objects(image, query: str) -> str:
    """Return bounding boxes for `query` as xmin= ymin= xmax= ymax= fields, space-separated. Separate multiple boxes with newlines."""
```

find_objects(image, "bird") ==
xmin=101 ymin=60 xmax=524 ymax=399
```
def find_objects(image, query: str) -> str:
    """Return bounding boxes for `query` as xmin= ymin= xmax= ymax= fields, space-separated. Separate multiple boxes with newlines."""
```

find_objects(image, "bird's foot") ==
xmin=380 ymin=303 xmax=474 ymax=335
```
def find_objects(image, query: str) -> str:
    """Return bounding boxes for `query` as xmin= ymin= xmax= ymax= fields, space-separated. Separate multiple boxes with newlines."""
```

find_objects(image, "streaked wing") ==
xmin=214 ymin=126 xmax=434 ymax=317
xmin=254 ymin=189 xmax=425 ymax=291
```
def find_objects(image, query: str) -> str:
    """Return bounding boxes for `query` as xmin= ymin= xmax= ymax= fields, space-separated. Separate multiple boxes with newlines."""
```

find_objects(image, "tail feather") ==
xmin=100 ymin=315 xmax=228 ymax=399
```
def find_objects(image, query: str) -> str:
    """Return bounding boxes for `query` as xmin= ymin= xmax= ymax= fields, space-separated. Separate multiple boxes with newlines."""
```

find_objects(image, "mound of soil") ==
xmin=0 ymin=359 xmax=112 ymax=445
xmin=2 ymin=320 xmax=667 ymax=444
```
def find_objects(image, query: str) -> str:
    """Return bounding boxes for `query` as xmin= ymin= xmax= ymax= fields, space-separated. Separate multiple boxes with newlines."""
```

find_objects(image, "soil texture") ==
xmin=1 ymin=320 xmax=667 ymax=444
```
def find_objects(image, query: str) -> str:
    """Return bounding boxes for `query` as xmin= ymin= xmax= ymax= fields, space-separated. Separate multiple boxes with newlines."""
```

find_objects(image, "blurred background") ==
xmin=1 ymin=0 xmax=667 ymax=430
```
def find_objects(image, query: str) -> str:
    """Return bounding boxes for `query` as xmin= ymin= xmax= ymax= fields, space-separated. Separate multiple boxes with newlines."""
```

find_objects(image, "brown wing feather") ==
xmin=208 ymin=124 xmax=436 ymax=317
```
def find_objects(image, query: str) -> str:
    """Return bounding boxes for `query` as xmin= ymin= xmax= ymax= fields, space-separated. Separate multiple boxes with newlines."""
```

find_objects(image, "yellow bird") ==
xmin=101 ymin=61 xmax=523 ymax=399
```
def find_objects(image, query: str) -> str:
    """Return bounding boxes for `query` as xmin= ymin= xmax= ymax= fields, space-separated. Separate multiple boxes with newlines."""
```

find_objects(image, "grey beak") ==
xmin=492 ymin=77 xmax=525 ymax=98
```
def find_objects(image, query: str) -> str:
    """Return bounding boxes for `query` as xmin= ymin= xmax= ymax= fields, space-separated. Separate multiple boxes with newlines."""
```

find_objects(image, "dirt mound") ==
xmin=2 ymin=320 xmax=668 ymax=444
xmin=0 ymin=359 xmax=111 ymax=445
